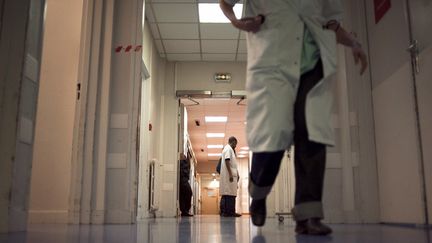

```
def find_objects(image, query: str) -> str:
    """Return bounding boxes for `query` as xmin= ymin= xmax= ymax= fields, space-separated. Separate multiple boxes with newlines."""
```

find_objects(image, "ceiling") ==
xmin=145 ymin=0 xmax=247 ymax=62
xmin=181 ymin=98 xmax=248 ymax=165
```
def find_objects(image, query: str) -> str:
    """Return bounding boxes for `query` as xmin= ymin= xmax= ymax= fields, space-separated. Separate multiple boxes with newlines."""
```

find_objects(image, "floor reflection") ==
xmin=0 ymin=216 xmax=430 ymax=243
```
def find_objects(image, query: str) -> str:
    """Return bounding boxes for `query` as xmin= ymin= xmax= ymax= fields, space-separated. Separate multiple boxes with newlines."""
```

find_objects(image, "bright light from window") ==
xmin=208 ymin=153 xmax=222 ymax=157
xmin=206 ymin=133 xmax=225 ymax=138
xmin=198 ymin=3 xmax=243 ymax=23
xmin=207 ymin=144 xmax=224 ymax=149
xmin=240 ymin=146 xmax=249 ymax=150
xmin=239 ymin=151 xmax=248 ymax=155
xmin=238 ymin=155 xmax=247 ymax=158
xmin=205 ymin=116 xmax=228 ymax=123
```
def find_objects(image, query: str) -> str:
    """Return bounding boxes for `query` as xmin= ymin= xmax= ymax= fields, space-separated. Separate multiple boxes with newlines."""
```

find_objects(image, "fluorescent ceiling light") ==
xmin=207 ymin=144 xmax=224 ymax=149
xmin=198 ymin=3 xmax=243 ymax=23
xmin=205 ymin=116 xmax=228 ymax=123
xmin=208 ymin=153 xmax=222 ymax=157
xmin=240 ymin=146 xmax=249 ymax=150
xmin=239 ymin=151 xmax=248 ymax=155
xmin=238 ymin=155 xmax=247 ymax=158
xmin=206 ymin=133 xmax=225 ymax=138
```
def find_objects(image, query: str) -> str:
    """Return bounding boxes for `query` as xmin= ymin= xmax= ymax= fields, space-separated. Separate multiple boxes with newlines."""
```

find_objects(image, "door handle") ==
xmin=407 ymin=40 xmax=420 ymax=74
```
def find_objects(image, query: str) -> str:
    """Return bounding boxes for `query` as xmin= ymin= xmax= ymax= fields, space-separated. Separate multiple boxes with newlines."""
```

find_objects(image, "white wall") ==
xmin=176 ymin=62 xmax=246 ymax=92
xmin=29 ymin=0 xmax=84 ymax=224
xmin=137 ymin=20 xmax=167 ymax=218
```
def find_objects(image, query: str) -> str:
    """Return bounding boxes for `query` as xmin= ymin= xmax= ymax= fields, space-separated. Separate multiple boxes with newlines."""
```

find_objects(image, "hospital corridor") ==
xmin=1 ymin=0 xmax=432 ymax=242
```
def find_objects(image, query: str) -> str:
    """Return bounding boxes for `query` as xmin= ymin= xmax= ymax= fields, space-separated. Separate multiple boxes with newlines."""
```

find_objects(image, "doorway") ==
xmin=179 ymin=97 xmax=250 ymax=215
xmin=28 ymin=0 xmax=84 ymax=224
xmin=364 ymin=0 xmax=432 ymax=224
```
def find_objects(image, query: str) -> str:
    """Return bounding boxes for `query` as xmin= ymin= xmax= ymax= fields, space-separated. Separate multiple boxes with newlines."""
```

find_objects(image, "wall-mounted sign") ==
xmin=374 ymin=0 xmax=391 ymax=24
xmin=214 ymin=73 xmax=231 ymax=83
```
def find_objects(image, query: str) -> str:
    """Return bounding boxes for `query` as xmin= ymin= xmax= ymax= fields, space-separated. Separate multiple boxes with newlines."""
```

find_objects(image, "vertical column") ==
xmin=0 ymin=0 xmax=44 ymax=233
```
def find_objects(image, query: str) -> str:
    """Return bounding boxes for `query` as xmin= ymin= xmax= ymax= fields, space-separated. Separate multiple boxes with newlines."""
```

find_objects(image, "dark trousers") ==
xmin=220 ymin=195 xmax=236 ymax=215
xmin=179 ymin=182 xmax=192 ymax=215
xmin=250 ymin=60 xmax=326 ymax=218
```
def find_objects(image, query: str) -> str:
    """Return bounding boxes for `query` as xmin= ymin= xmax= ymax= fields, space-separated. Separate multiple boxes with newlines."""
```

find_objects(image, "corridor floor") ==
xmin=1 ymin=216 xmax=431 ymax=243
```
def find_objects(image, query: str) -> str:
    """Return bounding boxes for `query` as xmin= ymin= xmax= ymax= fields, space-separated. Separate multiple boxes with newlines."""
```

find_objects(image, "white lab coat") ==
xmin=219 ymin=144 xmax=239 ymax=196
xmin=225 ymin=0 xmax=343 ymax=152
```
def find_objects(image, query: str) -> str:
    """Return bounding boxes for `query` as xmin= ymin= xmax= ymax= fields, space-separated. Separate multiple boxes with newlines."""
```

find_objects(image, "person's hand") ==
xmin=352 ymin=43 xmax=368 ymax=75
xmin=232 ymin=15 xmax=264 ymax=33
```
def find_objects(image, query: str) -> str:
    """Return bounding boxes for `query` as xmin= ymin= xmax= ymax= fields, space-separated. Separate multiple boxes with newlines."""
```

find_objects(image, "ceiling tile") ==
xmin=152 ymin=3 xmax=198 ymax=22
xmin=200 ymin=23 xmax=239 ymax=40
xmin=149 ymin=23 xmax=160 ymax=39
xmin=197 ymin=0 xmax=219 ymax=3
xmin=204 ymin=108 xmax=229 ymax=115
xmin=201 ymin=40 xmax=238 ymax=53
xmin=198 ymin=0 xmax=244 ymax=3
xmin=238 ymin=40 xmax=247 ymax=53
xmin=158 ymin=23 xmax=199 ymax=39
xmin=204 ymin=99 xmax=230 ymax=106
xmin=236 ymin=53 xmax=247 ymax=61
xmin=166 ymin=53 xmax=201 ymax=61
xmin=152 ymin=0 xmax=195 ymax=2
xmin=203 ymin=54 xmax=236 ymax=61
xmin=185 ymin=105 xmax=205 ymax=113
xmin=227 ymin=113 xmax=245 ymax=122
xmin=206 ymin=138 xmax=224 ymax=145
xmin=205 ymin=123 xmax=226 ymax=131
xmin=240 ymin=30 xmax=247 ymax=39
xmin=163 ymin=40 xmax=200 ymax=53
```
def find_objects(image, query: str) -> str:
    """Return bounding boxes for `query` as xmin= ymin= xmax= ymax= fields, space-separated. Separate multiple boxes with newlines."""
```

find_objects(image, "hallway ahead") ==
xmin=1 ymin=216 xmax=431 ymax=243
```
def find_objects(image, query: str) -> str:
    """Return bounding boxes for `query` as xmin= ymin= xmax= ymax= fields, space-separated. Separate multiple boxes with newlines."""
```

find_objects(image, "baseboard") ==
xmin=105 ymin=209 xmax=133 ymax=224
xmin=28 ymin=210 xmax=68 ymax=224
xmin=9 ymin=207 xmax=27 ymax=232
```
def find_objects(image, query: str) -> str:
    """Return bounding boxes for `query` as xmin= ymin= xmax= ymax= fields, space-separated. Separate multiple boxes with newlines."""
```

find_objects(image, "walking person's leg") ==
xmin=220 ymin=195 xmax=226 ymax=216
xmin=249 ymin=151 xmax=285 ymax=225
xmin=226 ymin=196 xmax=236 ymax=216
xmin=292 ymin=59 xmax=331 ymax=235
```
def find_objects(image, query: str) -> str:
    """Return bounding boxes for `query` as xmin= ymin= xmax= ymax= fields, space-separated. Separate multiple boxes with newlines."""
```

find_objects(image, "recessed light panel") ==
xmin=205 ymin=116 xmax=228 ymax=122
xmin=206 ymin=133 xmax=225 ymax=138
xmin=208 ymin=153 xmax=222 ymax=157
xmin=198 ymin=3 xmax=243 ymax=23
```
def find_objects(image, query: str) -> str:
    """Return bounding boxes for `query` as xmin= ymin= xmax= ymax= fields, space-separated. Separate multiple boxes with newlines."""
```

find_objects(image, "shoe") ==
xmin=222 ymin=213 xmax=242 ymax=217
xmin=250 ymin=199 xmax=266 ymax=226
xmin=295 ymin=218 xmax=332 ymax=235
xmin=181 ymin=213 xmax=193 ymax=217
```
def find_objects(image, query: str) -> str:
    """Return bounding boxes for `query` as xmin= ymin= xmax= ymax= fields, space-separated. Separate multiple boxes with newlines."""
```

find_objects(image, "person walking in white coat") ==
xmin=219 ymin=136 xmax=241 ymax=217
xmin=220 ymin=0 xmax=367 ymax=235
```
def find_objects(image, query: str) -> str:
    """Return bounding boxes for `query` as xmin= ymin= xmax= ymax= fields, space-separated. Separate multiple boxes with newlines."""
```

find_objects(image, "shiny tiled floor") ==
xmin=1 ymin=216 xmax=431 ymax=243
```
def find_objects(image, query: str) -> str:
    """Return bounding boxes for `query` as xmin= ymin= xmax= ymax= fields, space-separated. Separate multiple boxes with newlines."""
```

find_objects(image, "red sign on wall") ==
xmin=374 ymin=0 xmax=391 ymax=23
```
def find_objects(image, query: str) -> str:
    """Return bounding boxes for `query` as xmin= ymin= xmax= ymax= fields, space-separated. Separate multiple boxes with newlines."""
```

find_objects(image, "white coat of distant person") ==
xmin=219 ymin=138 xmax=239 ymax=196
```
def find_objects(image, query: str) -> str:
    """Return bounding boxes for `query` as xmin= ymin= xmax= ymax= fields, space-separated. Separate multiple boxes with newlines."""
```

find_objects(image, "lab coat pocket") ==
xmin=247 ymin=28 xmax=280 ymax=69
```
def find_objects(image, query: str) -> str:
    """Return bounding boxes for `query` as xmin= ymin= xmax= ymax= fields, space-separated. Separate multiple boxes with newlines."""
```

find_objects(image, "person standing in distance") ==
xmin=220 ymin=0 xmax=367 ymax=235
xmin=219 ymin=136 xmax=241 ymax=217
